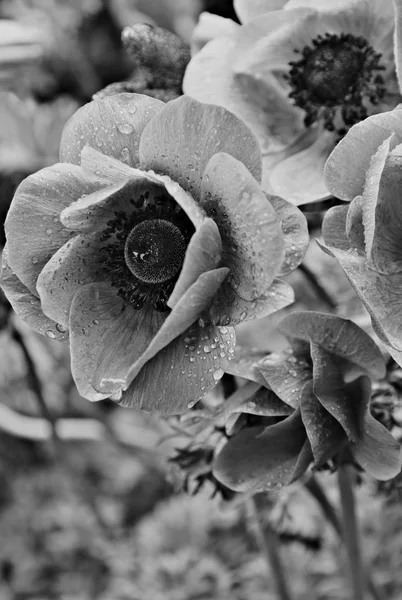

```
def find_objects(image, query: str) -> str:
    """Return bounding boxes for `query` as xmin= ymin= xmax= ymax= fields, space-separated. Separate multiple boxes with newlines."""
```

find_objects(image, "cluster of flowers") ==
xmin=2 ymin=0 xmax=402 ymax=490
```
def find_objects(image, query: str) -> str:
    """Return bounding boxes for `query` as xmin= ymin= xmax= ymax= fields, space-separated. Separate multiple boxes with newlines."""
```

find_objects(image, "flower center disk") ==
xmin=287 ymin=33 xmax=386 ymax=132
xmin=124 ymin=218 xmax=187 ymax=284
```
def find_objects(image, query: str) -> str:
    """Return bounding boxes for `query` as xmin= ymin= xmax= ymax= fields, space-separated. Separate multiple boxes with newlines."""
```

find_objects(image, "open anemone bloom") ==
xmin=0 ymin=93 xmax=309 ymax=414
xmin=184 ymin=0 xmax=401 ymax=205
xmin=213 ymin=312 xmax=401 ymax=493
xmin=320 ymin=105 xmax=402 ymax=366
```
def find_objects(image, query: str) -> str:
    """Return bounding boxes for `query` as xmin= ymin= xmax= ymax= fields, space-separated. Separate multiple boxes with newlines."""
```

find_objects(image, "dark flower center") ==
xmin=286 ymin=33 xmax=386 ymax=133
xmin=100 ymin=189 xmax=194 ymax=312
xmin=124 ymin=219 xmax=186 ymax=284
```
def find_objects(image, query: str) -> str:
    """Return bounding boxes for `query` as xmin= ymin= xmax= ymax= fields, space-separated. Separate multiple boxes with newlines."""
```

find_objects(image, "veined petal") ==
xmin=5 ymin=163 xmax=105 ymax=295
xmin=124 ymin=267 xmax=230 ymax=388
xmin=269 ymin=131 xmax=335 ymax=205
xmin=268 ymin=195 xmax=309 ymax=275
xmin=234 ymin=0 xmax=288 ymax=22
xmin=168 ymin=219 xmax=222 ymax=308
xmin=60 ymin=93 xmax=164 ymax=167
xmin=324 ymin=111 xmax=402 ymax=200
xmin=36 ymin=233 xmax=110 ymax=328
xmin=363 ymin=141 xmax=402 ymax=273
xmin=201 ymin=152 xmax=284 ymax=301
xmin=119 ymin=321 xmax=236 ymax=414
xmin=213 ymin=410 xmax=309 ymax=493
xmin=69 ymin=282 xmax=165 ymax=400
xmin=139 ymin=95 xmax=262 ymax=201
xmin=0 ymin=247 xmax=68 ymax=342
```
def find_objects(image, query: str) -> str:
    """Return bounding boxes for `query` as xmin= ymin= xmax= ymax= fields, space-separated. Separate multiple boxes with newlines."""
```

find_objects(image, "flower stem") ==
xmin=298 ymin=263 xmax=337 ymax=310
xmin=248 ymin=494 xmax=294 ymax=600
xmin=305 ymin=475 xmax=385 ymax=600
xmin=337 ymin=465 xmax=367 ymax=600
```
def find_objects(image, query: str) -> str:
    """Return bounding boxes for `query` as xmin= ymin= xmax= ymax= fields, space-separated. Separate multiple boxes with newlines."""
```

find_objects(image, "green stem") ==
xmin=338 ymin=465 xmax=367 ymax=600
xmin=305 ymin=475 xmax=385 ymax=600
xmin=248 ymin=494 xmax=294 ymax=600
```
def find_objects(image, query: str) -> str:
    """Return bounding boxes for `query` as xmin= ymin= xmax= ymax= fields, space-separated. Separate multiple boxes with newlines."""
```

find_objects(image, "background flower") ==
xmin=213 ymin=312 xmax=401 ymax=493
xmin=1 ymin=93 xmax=308 ymax=414
xmin=320 ymin=106 xmax=402 ymax=367
xmin=184 ymin=0 xmax=401 ymax=205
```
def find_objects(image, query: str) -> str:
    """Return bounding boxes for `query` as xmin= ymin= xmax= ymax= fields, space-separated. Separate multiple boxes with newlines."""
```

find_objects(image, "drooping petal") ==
xmin=139 ymin=95 xmax=262 ymax=201
xmin=258 ymin=346 xmax=313 ymax=408
xmin=317 ymin=243 xmax=402 ymax=352
xmin=5 ymin=163 xmax=105 ymax=295
xmin=168 ymin=219 xmax=222 ymax=308
xmin=221 ymin=385 xmax=294 ymax=420
xmin=269 ymin=131 xmax=335 ymax=205
xmin=279 ymin=312 xmax=386 ymax=379
xmin=300 ymin=381 xmax=348 ymax=467
xmin=321 ymin=205 xmax=351 ymax=251
xmin=124 ymin=267 xmax=230 ymax=388
xmin=324 ymin=110 xmax=402 ymax=200
xmin=363 ymin=141 xmax=402 ymax=273
xmin=213 ymin=410 xmax=310 ymax=493
xmin=69 ymin=282 xmax=165 ymax=400
xmin=60 ymin=93 xmax=164 ymax=167
xmin=0 ymin=247 xmax=68 ymax=342
xmin=268 ymin=195 xmax=309 ymax=275
xmin=234 ymin=0 xmax=288 ymax=23
xmin=201 ymin=152 xmax=284 ymax=301
xmin=119 ymin=321 xmax=236 ymax=414
xmin=36 ymin=233 xmax=110 ymax=328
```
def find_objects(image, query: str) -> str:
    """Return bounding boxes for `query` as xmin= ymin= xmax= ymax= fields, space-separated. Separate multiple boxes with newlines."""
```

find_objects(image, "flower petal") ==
xmin=316 ymin=243 xmax=402 ymax=352
xmin=321 ymin=205 xmax=351 ymax=251
xmin=124 ymin=267 xmax=230 ymax=388
xmin=268 ymin=195 xmax=309 ymax=275
xmin=258 ymin=345 xmax=313 ymax=408
xmin=324 ymin=110 xmax=402 ymax=200
xmin=225 ymin=346 xmax=271 ymax=385
xmin=269 ymin=131 xmax=335 ymax=205
xmin=119 ymin=321 xmax=236 ymax=414
xmin=201 ymin=152 xmax=284 ymax=301
xmin=139 ymin=95 xmax=262 ymax=200
xmin=69 ymin=282 xmax=165 ymax=400
xmin=36 ymin=233 xmax=110 ymax=328
xmin=0 ymin=247 xmax=68 ymax=342
xmin=213 ymin=410 xmax=309 ymax=493
xmin=394 ymin=0 xmax=402 ymax=94
xmin=222 ymin=385 xmax=294 ymax=419
xmin=60 ymin=93 xmax=164 ymax=167
xmin=363 ymin=141 xmax=402 ymax=273
xmin=300 ymin=381 xmax=348 ymax=467
xmin=345 ymin=196 xmax=365 ymax=251
xmin=279 ymin=311 xmax=386 ymax=379
xmin=191 ymin=12 xmax=240 ymax=53
xmin=234 ymin=0 xmax=288 ymax=22
xmin=168 ymin=219 xmax=222 ymax=308
xmin=5 ymin=163 xmax=104 ymax=295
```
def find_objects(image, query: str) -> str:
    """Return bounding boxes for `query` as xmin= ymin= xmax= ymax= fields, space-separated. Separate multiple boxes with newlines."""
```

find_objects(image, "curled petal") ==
xmin=36 ymin=233 xmax=110 ymax=328
xmin=345 ymin=196 xmax=365 ymax=251
xmin=321 ymin=204 xmax=351 ymax=251
xmin=139 ymin=95 xmax=262 ymax=201
xmin=119 ymin=321 xmax=236 ymax=414
xmin=268 ymin=195 xmax=309 ymax=275
xmin=0 ymin=247 xmax=68 ymax=342
xmin=191 ymin=12 xmax=240 ymax=53
xmin=324 ymin=111 xmax=402 ymax=200
xmin=201 ymin=152 xmax=284 ymax=301
xmin=69 ymin=283 xmax=165 ymax=400
xmin=60 ymin=93 xmax=164 ymax=167
xmin=5 ymin=163 xmax=104 ymax=295
xmin=213 ymin=410 xmax=310 ymax=493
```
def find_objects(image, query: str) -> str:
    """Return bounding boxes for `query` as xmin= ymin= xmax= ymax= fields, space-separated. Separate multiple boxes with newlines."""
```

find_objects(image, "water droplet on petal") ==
xmin=213 ymin=368 xmax=224 ymax=381
xmin=45 ymin=330 xmax=56 ymax=339
xmin=56 ymin=323 xmax=67 ymax=333
xmin=117 ymin=123 xmax=134 ymax=134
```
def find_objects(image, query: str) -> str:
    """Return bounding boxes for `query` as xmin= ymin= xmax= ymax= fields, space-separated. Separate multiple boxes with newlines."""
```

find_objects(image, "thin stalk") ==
xmin=338 ymin=465 xmax=367 ymax=600
xmin=248 ymin=494 xmax=294 ymax=600
xmin=305 ymin=475 xmax=385 ymax=600
xmin=298 ymin=263 xmax=337 ymax=310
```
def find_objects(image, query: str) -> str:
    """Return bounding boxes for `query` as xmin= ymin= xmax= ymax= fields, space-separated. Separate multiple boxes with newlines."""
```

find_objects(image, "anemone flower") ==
xmin=0 ymin=93 xmax=308 ymax=415
xmin=184 ymin=0 xmax=401 ymax=205
xmin=213 ymin=312 xmax=401 ymax=493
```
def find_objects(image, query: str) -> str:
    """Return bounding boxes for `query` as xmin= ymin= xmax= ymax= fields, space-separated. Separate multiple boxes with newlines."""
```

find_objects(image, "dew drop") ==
xmin=117 ymin=123 xmax=134 ymax=134
xmin=203 ymin=345 xmax=211 ymax=353
xmin=128 ymin=105 xmax=137 ymax=114
xmin=45 ymin=228 xmax=53 ymax=235
xmin=119 ymin=147 xmax=130 ymax=164
xmin=32 ymin=257 xmax=38 ymax=264
xmin=45 ymin=330 xmax=56 ymax=339
xmin=56 ymin=323 xmax=67 ymax=333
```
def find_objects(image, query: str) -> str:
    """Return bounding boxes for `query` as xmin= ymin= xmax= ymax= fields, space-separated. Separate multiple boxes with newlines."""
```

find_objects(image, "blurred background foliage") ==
xmin=1 ymin=1 xmax=402 ymax=599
